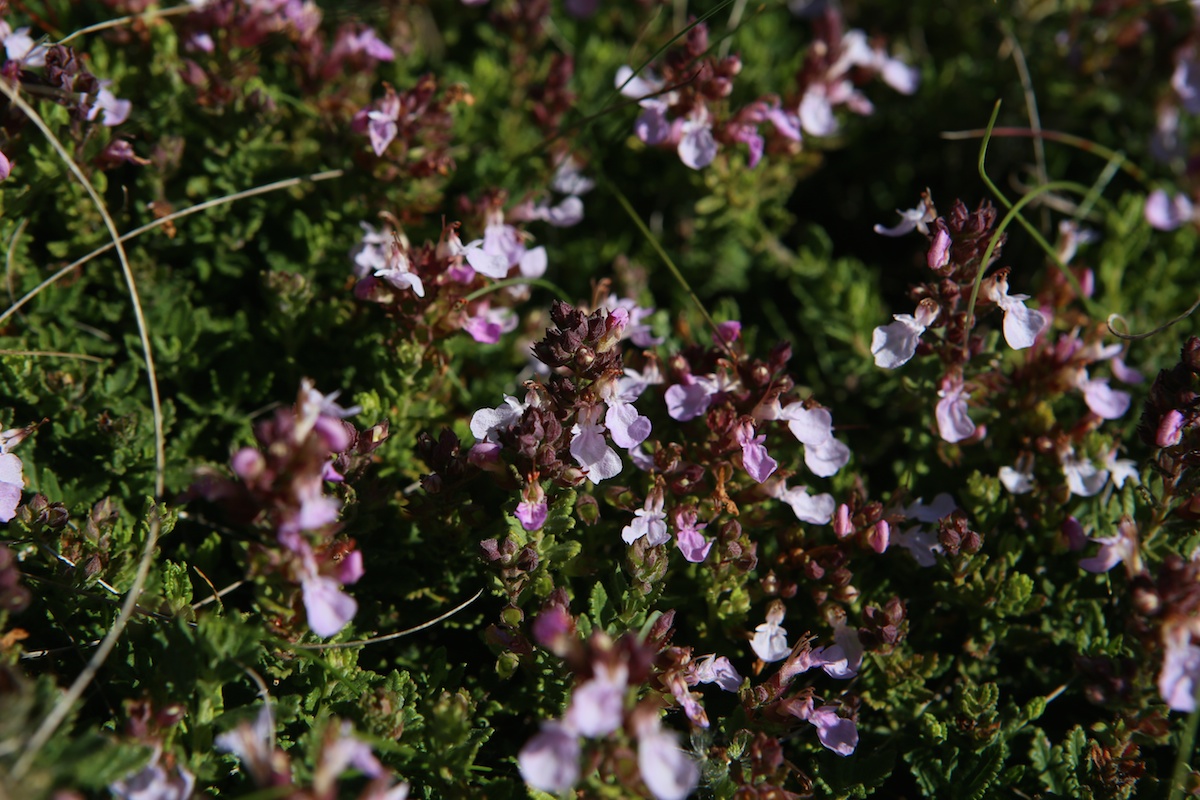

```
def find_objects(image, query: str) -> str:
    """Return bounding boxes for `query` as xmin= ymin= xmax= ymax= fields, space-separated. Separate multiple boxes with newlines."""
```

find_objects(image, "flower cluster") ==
xmin=793 ymin=6 xmax=920 ymax=138
xmin=213 ymin=707 xmax=410 ymax=800
xmin=616 ymin=21 xmax=801 ymax=169
xmin=352 ymin=76 xmax=469 ymax=178
xmin=0 ymin=16 xmax=134 ymax=177
xmin=186 ymin=380 xmax=387 ymax=637
xmin=518 ymin=620 xmax=702 ymax=800
xmin=351 ymin=211 xmax=545 ymax=344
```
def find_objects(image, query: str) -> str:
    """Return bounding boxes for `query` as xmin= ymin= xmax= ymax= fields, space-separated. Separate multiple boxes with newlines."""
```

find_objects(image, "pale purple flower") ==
xmin=623 ymin=491 xmax=669 ymax=546
xmin=873 ymin=199 xmax=933 ymax=237
xmin=1102 ymin=450 xmax=1139 ymax=489
xmin=935 ymin=374 xmax=976 ymax=443
xmin=778 ymin=402 xmax=850 ymax=477
xmin=665 ymin=375 xmax=719 ymax=421
xmin=903 ymin=493 xmax=957 ymax=523
xmin=1158 ymin=409 xmax=1186 ymax=447
xmin=768 ymin=480 xmax=835 ymax=524
xmin=302 ymin=571 xmax=358 ymax=638
xmin=1111 ymin=356 xmax=1144 ymax=385
xmin=0 ymin=150 xmax=10 ymax=181
xmin=736 ymin=421 xmax=777 ymax=483
xmin=678 ymin=111 xmax=718 ymax=169
xmin=928 ymin=228 xmax=951 ymax=269
xmin=636 ymin=720 xmax=700 ymax=800
xmin=515 ymin=483 xmax=548 ymax=531
xmin=518 ymin=721 xmax=581 ymax=793
xmin=998 ymin=465 xmax=1035 ymax=494
xmin=605 ymin=295 xmax=664 ymax=347
xmin=893 ymin=526 xmax=941 ymax=567
xmin=1079 ymin=519 xmax=1138 ymax=574
xmin=985 ymin=274 xmax=1046 ymax=350
xmin=447 ymin=231 xmax=511 ymax=279
xmin=215 ymin=705 xmax=276 ymax=786
xmin=463 ymin=303 xmax=517 ymax=344
xmin=86 ymin=83 xmax=132 ymax=127
xmin=1173 ymin=49 xmax=1200 ymax=114
xmin=1077 ymin=373 xmax=1131 ymax=419
xmin=714 ymin=320 xmax=742 ymax=345
xmin=1 ymin=24 xmax=46 ymax=67
xmin=674 ymin=508 xmax=712 ymax=563
xmin=110 ymin=749 xmax=196 ymax=800
xmin=635 ymin=105 xmax=672 ymax=145
xmin=318 ymin=723 xmax=385 ymax=790
xmin=1160 ymin=634 xmax=1200 ymax=712
xmin=751 ymin=602 xmax=791 ymax=662
xmin=1061 ymin=450 xmax=1108 ymax=497
xmin=527 ymin=195 xmax=585 ymax=227
xmin=571 ymin=405 xmax=623 ymax=484
xmin=366 ymin=91 xmax=401 ymax=155
xmin=605 ymin=399 xmax=652 ymax=449
xmin=616 ymin=65 xmax=667 ymax=106
xmin=1145 ymin=189 xmax=1194 ymax=231
xmin=871 ymin=298 xmax=939 ymax=368
xmin=0 ymin=452 xmax=23 ymax=523
xmin=470 ymin=394 xmax=526 ymax=442
xmin=691 ymin=654 xmax=742 ymax=691
xmin=798 ymin=84 xmax=838 ymax=136
xmin=551 ymin=157 xmax=595 ymax=196
xmin=333 ymin=27 xmax=395 ymax=62
xmin=807 ymin=704 xmax=859 ymax=756
xmin=566 ymin=663 xmax=628 ymax=736
xmin=617 ymin=361 xmax=665 ymax=402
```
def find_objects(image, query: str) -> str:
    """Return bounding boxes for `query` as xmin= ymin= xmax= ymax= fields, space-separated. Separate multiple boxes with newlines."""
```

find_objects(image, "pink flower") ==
xmin=735 ymin=421 xmax=777 ymax=483
xmin=0 ymin=150 xmax=11 ymax=181
xmin=673 ymin=508 xmax=712 ymax=563
xmin=515 ymin=483 xmax=548 ymax=531
xmin=463 ymin=303 xmax=517 ymax=344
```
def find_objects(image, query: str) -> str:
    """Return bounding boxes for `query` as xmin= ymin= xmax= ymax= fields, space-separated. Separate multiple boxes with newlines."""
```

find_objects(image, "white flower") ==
xmin=751 ymin=601 xmax=791 ymax=662
xmin=985 ymin=273 xmax=1046 ymax=350
xmin=871 ymin=298 xmax=939 ymax=368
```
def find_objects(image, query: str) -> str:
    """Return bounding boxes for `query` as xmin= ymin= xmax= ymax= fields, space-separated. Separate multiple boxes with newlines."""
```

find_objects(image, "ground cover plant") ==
xmin=1 ymin=0 xmax=1200 ymax=798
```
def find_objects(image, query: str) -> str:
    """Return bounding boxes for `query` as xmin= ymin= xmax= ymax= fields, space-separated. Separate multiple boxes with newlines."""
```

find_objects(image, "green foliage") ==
xmin=0 ymin=1 xmax=1198 ymax=799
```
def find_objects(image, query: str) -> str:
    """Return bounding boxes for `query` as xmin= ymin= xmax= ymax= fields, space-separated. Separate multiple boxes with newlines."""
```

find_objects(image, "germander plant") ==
xmin=1 ymin=1 xmax=1199 ymax=799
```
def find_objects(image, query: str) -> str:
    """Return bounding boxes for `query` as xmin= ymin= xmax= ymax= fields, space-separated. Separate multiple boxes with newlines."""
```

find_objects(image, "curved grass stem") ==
xmin=0 ymin=170 xmax=344 ymax=328
xmin=0 ymin=77 xmax=165 ymax=782
xmin=975 ymin=101 xmax=1103 ymax=320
